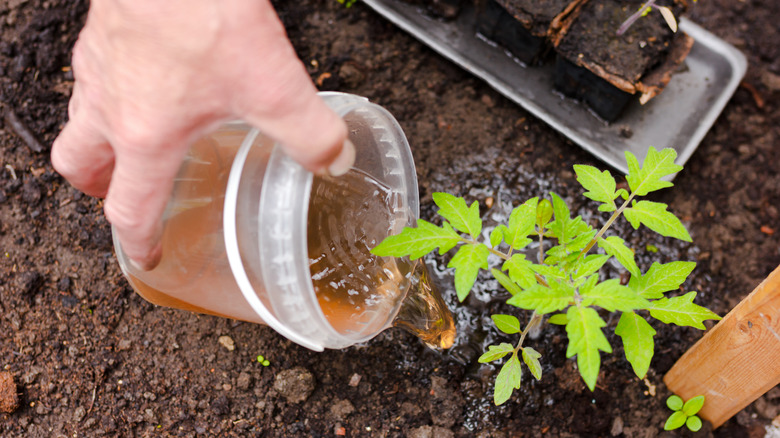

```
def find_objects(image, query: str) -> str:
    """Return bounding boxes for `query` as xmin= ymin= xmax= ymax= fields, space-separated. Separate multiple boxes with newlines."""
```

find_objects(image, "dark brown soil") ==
xmin=496 ymin=0 xmax=575 ymax=36
xmin=1 ymin=0 xmax=780 ymax=436
xmin=556 ymin=0 xmax=684 ymax=84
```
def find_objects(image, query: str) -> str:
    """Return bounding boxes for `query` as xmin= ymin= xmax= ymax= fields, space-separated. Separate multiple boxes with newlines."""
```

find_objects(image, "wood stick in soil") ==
xmin=3 ymin=104 xmax=45 ymax=153
xmin=664 ymin=264 xmax=780 ymax=429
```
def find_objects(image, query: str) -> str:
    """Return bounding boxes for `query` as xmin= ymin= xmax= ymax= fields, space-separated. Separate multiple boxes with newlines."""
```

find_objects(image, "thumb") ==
xmin=240 ymin=72 xmax=355 ymax=176
xmin=232 ymin=8 xmax=354 ymax=175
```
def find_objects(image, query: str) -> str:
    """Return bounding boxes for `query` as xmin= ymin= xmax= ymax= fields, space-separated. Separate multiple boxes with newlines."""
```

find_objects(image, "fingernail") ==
xmin=127 ymin=242 xmax=162 ymax=272
xmin=128 ymin=257 xmax=150 ymax=272
xmin=327 ymin=139 xmax=356 ymax=177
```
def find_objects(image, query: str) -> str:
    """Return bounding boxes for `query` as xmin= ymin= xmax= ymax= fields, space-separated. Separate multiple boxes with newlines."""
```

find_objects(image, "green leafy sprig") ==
xmin=665 ymin=394 xmax=705 ymax=432
xmin=372 ymin=147 xmax=721 ymax=405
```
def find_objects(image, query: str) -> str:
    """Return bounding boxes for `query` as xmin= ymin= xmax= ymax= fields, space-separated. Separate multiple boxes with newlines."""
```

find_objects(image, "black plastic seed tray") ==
xmin=363 ymin=0 xmax=747 ymax=175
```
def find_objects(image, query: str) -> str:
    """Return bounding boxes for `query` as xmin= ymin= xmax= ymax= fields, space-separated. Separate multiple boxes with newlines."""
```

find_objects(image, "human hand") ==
xmin=51 ymin=0 xmax=354 ymax=270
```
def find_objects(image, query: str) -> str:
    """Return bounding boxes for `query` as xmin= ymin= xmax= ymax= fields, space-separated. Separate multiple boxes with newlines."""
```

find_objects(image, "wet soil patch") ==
xmin=2 ymin=0 xmax=780 ymax=436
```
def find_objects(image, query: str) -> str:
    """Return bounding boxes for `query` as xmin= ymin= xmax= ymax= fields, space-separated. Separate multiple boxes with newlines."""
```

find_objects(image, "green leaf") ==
xmin=530 ymin=263 xmax=567 ymax=280
xmin=502 ymin=254 xmax=537 ymax=289
xmin=522 ymin=347 xmax=543 ymax=380
xmin=625 ymin=147 xmax=682 ymax=196
xmin=624 ymin=200 xmax=692 ymax=242
xmin=573 ymin=254 xmax=611 ymax=280
xmin=494 ymin=354 xmax=522 ymax=405
xmin=567 ymin=227 xmax=597 ymax=252
xmin=548 ymin=314 xmax=568 ymax=325
xmin=447 ymin=244 xmax=490 ymax=302
xmin=648 ymin=292 xmax=722 ymax=329
xmin=667 ymin=395 xmax=684 ymax=411
xmin=371 ymin=219 xmax=462 ymax=259
xmin=504 ymin=198 xmax=537 ymax=249
xmin=491 ymin=268 xmax=523 ymax=296
xmin=577 ymin=274 xmax=599 ymax=291
xmin=432 ymin=192 xmax=482 ymax=238
xmin=581 ymin=279 xmax=650 ymax=312
xmin=566 ymin=306 xmax=612 ymax=391
xmin=492 ymin=314 xmax=521 ymax=335
xmin=598 ymin=236 xmax=640 ymax=277
xmin=536 ymin=198 xmax=553 ymax=229
xmin=507 ymin=283 xmax=572 ymax=314
xmin=478 ymin=343 xmax=514 ymax=363
xmin=664 ymin=411 xmax=687 ymax=431
xmin=683 ymin=395 xmax=705 ymax=416
xmin=616 ymin=312 xmax=657 ymax=379
xmin=544 ymin=227 xmax=595 ymax=264
xmin=629 ymin=261 xmax=696 ymax=299
xmin=574 ymin=164 xmax=618 ymax=212
xmin=547 ymin=192 xmax=571 ymax=241
xmin=686 ymin=415 xmax=703 ymax=432
xmin=490 ymin=225 xmax=506 ymax=248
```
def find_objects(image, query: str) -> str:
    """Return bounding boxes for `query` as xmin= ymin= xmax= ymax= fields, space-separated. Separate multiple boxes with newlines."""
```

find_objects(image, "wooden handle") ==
xmin=664 ymin=264 xmax=780 ymax=428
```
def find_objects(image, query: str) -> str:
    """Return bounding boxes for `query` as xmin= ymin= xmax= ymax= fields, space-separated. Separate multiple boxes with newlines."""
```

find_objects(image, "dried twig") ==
xmin=2 ymin=103 xmax=45 ymax=153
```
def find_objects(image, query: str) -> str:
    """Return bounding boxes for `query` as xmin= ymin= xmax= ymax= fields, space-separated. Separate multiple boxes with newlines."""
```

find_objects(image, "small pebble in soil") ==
xmin=236 ymin=372 xmax=252 ymax=391
xmin=0 ymin=371 xmax=19 ymax=414
xmin=218 ymin=335 xmax=235 ymax=351
xmin=610 ymin=416 xmax=623 ymax=436
xmin=348 ymin=373 xmax=361 ymax=387
xmin=273 ymin=367 xmax=315 ymax=404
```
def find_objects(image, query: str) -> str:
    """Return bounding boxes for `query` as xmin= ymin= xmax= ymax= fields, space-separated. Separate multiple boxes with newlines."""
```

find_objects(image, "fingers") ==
xmin=234 ymin=6 xmax=354 ymax=176
xmin=51 ymin=84 xmax=116 ymax=197
xmin=240 ymin=74 xmax=354 ymax=175
xmin=103 ymin=131 xmax=191 ymax=270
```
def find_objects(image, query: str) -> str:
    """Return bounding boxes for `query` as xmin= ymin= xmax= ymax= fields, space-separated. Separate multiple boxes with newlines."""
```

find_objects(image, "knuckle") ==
xmin=111 ymin=121 xmax=166 ymax=154
xmin=103 ymin=198 xmax=149 ymax=236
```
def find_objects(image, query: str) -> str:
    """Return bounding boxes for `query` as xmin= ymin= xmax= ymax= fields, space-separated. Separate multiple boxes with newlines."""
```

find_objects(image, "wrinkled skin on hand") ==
xmin=51 ymin=0 xmax=353 ymax=269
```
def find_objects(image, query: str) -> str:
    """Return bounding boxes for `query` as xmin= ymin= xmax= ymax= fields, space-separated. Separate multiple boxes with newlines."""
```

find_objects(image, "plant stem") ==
xmin=515 ymin=311 xmax=542 ymax=352
xmin=537 ymin=231 xmax=545 ymax=264
xmin=578 ymin=193 xmax=635 ymax=260
xmin=617 ymin=0 xmax=657 ymax=35
xmin=464 ymin=237 xmax=549 ymax=288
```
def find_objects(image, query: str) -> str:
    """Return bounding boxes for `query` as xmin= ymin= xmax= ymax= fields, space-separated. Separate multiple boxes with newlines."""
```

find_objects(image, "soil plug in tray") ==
xmin=553 ymin=0 xmax=695 ymax=121
xmin=475 ymin=0 xmax=582 ymax=65
xmin=363 ymin=0 xmax=746 ymax=175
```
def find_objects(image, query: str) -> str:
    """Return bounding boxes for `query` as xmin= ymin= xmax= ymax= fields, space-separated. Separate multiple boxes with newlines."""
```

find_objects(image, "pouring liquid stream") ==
xmin=308 ymin=169 xmax=455 ymax=349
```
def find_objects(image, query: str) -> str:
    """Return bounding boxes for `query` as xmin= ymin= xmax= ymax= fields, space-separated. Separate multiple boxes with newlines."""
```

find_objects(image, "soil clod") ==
xmin=210 ymin=395 xmax=230 ymax=416
xmin=0 ymin=372 xmax=19 ymax=414
xmin=217 ymin=335 xmax=235 ymax=352
xmin=274 ymin=367 xmax=316 ymax=404
xmin=16 ymin=270 xmax=43 ymax=295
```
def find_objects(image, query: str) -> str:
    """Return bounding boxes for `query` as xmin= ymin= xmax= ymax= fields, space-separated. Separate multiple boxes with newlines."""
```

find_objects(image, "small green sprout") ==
xmin=256 ymin=355 xmax=271 ymax=367
xmin=664 ymin=394 xmax=705 ymax=432
xmin=337 ymin=0 xmax=357 ymax=7
xmin=617 ymin=0 xmax=682 ymax=36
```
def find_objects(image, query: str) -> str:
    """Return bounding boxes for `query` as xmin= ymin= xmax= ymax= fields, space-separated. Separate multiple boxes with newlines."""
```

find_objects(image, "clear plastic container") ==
xmin=113 ymin=92 xmax=452 ymax=351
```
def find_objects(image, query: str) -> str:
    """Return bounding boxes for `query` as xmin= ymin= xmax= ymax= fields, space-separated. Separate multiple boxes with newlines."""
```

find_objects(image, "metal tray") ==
xmin=363 ymin=0 xmax=747 ymax=174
